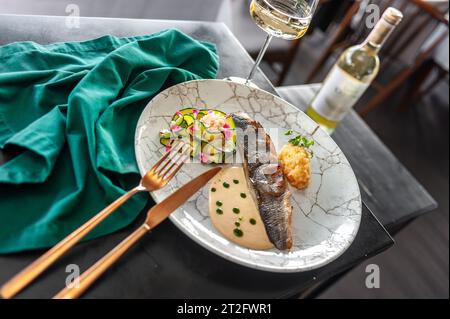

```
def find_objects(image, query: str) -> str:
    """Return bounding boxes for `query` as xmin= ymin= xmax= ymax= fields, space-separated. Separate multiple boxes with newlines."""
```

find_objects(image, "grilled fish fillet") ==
xmin=231 ymin=112 xmax=293 ymax=250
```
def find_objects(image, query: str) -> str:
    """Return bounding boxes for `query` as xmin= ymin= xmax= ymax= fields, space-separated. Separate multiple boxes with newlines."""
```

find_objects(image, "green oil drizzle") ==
xmin=233 ymin=228 xmax=243 ymax=238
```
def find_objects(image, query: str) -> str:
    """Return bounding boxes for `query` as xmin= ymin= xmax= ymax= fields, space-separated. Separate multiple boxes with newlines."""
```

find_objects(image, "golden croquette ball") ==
xmin=278 ymin=144 xmax=311 ymax=190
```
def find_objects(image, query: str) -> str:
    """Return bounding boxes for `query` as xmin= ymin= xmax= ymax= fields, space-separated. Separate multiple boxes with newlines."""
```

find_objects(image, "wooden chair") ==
xmin=305 ymin=0 xmax=449 ymax=116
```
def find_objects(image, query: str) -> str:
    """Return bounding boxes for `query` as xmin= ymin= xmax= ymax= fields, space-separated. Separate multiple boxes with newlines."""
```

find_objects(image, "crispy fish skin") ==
xmin=232 ymin=112 xmax=293 ymax=250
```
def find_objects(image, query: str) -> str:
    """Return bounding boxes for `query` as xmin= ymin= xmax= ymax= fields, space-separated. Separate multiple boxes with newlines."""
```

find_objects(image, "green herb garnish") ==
xmin=284 ymin=129 xmax=294 ymax=136
xmin=285 ymin=129 xmax=315 ymax=156
xmin=216 ymin=201 xmax=223 ymax=207
xmin=249 ymin=218 xmax=257 ymax=225
xmin=240 ymin=193 xmax=247 ymax=199
xmin=216 ymin=208 xmax=223 ymax=215
xmin=233 ymin=228 xmax=244 ymax=237
xmin=223 ymin=182 xmax=230 ymax=188
xmin=232 ymin=208 xmax=240 ymax=214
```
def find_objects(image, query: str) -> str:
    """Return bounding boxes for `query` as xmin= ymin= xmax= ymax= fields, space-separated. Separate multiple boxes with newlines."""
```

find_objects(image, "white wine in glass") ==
xmin=229 ymin=0 xmax=319 ymax=85
xmin=250 ymin=0 xmax=312 ymax=40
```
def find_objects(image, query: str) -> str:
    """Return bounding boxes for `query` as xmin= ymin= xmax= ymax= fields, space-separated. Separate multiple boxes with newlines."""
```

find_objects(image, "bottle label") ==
xmin=310 ymin=66 xmax=370 ymax=122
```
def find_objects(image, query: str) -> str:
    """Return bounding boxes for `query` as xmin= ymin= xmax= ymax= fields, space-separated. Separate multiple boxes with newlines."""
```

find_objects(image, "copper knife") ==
xmin=53 ymin=167 xmax=222 ymax=299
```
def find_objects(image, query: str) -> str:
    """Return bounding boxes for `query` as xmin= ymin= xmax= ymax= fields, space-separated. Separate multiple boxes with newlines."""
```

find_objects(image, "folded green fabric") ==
xmin=0 ymin=29 xmax=219 ymax=253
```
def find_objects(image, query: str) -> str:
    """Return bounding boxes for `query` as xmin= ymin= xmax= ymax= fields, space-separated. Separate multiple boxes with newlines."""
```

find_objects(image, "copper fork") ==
xmin=0 ymin=140 xmax=189 ymax=299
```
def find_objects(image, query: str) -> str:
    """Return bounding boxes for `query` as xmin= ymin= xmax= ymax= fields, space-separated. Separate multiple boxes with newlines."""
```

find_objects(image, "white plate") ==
xmin=135 ymin=79 xmax=361 ymax=272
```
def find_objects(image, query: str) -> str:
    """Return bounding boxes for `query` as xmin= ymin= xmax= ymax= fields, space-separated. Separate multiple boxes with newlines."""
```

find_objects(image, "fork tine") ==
xmin=154 ymin=141 xmax=186 ymax=176
xmin=161 ymin=145 xmax=190 ymax=174
xmin=164 ymin=153 xmax=190 ymax=181
xmin=148 ymin=140 xmax=178 ymax=173
xmin=160 ymin=146 xmax=190 ymax=179
xmin=148 ymin=140 xmax=183 ymax=174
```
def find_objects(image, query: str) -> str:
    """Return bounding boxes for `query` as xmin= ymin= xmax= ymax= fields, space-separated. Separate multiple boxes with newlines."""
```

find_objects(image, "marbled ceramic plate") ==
xmin=135 ymin=79 xmax=361 ymax=272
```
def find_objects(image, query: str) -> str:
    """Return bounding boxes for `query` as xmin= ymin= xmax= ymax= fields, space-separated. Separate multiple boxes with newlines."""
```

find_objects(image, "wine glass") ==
xmin=229 ymin=0 xmax=319 ymax=86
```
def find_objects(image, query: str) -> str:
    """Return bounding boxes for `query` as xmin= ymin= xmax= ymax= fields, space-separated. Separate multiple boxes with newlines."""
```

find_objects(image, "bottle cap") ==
xmin=382 ymin=7 xmax=403 ymax=26
xmin=367 ymin=7 xmax=403 ymax=47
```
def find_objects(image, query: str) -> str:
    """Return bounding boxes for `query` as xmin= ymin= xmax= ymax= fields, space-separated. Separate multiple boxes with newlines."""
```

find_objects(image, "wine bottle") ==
xmin=306 ymin=7 xmax=403 ymax=134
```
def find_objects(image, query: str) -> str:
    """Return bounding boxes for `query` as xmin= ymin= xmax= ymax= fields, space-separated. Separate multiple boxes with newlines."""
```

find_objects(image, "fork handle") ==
xmin=53 ymin=224 xmax=150 ymax=299
xmin=0 ymin=187 xmax=142 ymax=299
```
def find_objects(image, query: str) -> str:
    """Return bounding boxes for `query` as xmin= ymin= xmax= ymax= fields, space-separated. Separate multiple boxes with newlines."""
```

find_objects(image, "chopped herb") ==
xmin=249 ymin=218 xmax=257 ymax=225
xmin=289 ymin=135 xmax=315 ymax=148
xmin=235 ymin=222 xmax=241 ymax=227
xmin=233 ymin=179 xmax=239 ymax=184
xmin=285 ymin=129 xmax=315 ymax=157
xmin=233 ymin=228 xmax=244 ymax=237
xmin=232 ymin=208 xmax=240 ymax=214
xmin=284 ymin=129 xmax=294 ymax=136
xmin=211 ymin=187 xmax=217 ymax=192
xmin=240 ymin=193 xmax=247 ymax=199
xmin=216 ymin=201 xmax=223 ymax=207
xmin=223 ymin=182 xmax=230 ymax=188
xmin=216 ymin=208 xmax=223 ymax=215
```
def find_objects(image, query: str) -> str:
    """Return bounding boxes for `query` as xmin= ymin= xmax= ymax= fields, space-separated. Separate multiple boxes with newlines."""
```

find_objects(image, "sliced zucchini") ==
xmin=175 ymin=108 xmax=195 ymax=116
xmin=225 ymin=117 xmax=236 ymax=129
xmin=212 ymin=109 xmax=227 ymax=117
xmin=173 ymin=115 xmax=184 ymax=126
xmin=202 ymin=143 xmax=223 ymax=164
xmin=171 ymin=109 xmax=191 ymax=126
xmin=183 ymin=114 xmax=195 ymax=127
xmin=197 ymin=109 xmax=209 ymax=121
xmin=159 ymin=130 xmax=173 ymax=147
xmin=159 ymin=130 xmax=171 ymax=140
xmin=160 ymin=137 xmax=171 ymax=147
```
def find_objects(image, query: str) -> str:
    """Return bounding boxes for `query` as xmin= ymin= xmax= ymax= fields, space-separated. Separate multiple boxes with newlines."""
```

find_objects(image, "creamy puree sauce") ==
xmin=209 ymin=166 xmax=273 ymax=250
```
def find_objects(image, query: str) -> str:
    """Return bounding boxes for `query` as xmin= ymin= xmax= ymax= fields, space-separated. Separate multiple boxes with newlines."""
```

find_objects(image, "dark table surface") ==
xmin=0 ymin=15 xmax=394 ymax=298
xmin=277 ymin=85 xmax=438 ymax=232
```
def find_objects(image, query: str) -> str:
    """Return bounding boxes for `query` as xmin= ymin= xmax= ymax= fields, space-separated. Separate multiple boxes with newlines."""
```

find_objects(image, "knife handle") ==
xmin=53 ymin=224 xmax=150 ymax=299
xmin=0 ymin=187 xmax=141 ymax=300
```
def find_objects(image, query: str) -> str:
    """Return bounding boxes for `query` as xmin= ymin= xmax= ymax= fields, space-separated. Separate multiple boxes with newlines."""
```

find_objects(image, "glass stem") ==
xmin=246 ymin=34 xmax=273 ymax=83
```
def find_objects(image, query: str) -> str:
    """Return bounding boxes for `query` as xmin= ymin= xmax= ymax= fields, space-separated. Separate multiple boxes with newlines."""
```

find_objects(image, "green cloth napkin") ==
xmin=0 ymin=29 xmax=219 ymax=253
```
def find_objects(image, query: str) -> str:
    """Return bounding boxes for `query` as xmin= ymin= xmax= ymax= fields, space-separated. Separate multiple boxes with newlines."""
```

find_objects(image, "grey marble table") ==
xmin=0 ymin=15 xmax=393 ymax=299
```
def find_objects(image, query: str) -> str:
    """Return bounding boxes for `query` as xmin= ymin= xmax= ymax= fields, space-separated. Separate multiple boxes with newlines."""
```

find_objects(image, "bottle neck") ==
xmin=361 ymin=40 xmax=381 ymax=55
xmin=362 ymin=18 xmax=397 ymax=55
